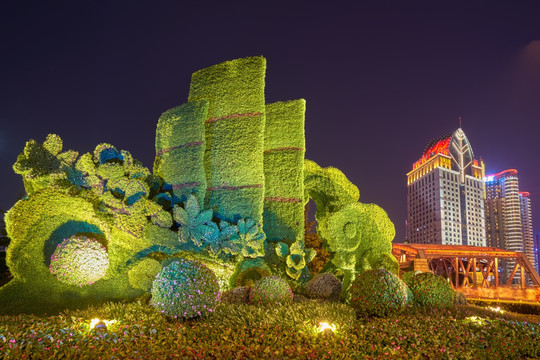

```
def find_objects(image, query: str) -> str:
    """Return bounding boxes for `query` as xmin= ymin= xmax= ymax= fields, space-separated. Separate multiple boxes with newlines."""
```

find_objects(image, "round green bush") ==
xmin=406 ymin=272 xmax=455 ymax=308
xmin=249 ymin=276 xmax=293 ymax=305
xmin=454 ymin=291 xmax=468 ymax=305
xmin=151 ymin=259 xmax=220 ymax=318
xmin=49 ymin=235 xmax=109 ymax=287
xmin=350 ymin=268 xmax=409 ymax=317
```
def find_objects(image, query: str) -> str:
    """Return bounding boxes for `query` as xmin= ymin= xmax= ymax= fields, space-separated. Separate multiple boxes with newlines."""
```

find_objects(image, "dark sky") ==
xmin=1 ymin=1 xmax=540 ymax=242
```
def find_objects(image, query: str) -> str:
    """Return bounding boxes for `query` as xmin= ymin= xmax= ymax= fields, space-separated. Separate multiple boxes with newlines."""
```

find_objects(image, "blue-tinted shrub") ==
xmin=249 ymin=276 xmax=293 ymax=305
xmin=151 ymin=259 xmax=219 ymax=318
xmin=49 ymin=235 xmax=109 ymax=287
xmin=350 ymin=268 xmax=408 ymax=317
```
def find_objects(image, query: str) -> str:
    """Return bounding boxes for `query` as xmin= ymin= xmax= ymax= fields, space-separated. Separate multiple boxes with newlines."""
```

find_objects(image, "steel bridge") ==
xmin=392 ymin=243 xmax=540 ymax=302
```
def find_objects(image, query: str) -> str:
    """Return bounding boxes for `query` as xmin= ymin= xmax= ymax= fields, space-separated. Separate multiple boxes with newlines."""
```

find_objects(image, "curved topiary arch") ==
xmin=1 ymin=188 xmax=142 ymax=314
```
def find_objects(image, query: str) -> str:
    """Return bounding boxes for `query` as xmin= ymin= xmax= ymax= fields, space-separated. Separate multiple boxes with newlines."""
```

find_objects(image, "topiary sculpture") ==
xmin=128 ymin=258 xmax=163 ymax=292
xmin=349 ymin=268 xmax=409 ymax=317
xmin=49 ymin=236 xmax=109 ymax=287
xmin=249 ymin=276 xmax=293 ymax=306
xmin=275 ymin=240 xmax=316 ymax=280
xmin=150 ymin=259 xmax=220 ymax=318
xmin=405 ymin=272 xmax=455 ymax=308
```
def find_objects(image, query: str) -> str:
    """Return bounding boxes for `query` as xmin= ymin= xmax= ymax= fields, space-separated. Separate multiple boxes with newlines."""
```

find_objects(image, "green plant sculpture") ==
xmin=1 ymin=56 xmax=396 ymax=314
xmin=304 ymin=160 xmax=397 ymax=300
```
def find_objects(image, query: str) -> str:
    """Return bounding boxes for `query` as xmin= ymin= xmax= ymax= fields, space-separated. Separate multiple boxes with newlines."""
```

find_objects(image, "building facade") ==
xmin=519 ymin=192 xmax=535 ymax=271
xmin=484 ymin=170 xmax=536 ymax=283
xmin=535 ymin=233 xmax=540 ymax=274
xmin=406 ymin=128 xmax=486 ymax=246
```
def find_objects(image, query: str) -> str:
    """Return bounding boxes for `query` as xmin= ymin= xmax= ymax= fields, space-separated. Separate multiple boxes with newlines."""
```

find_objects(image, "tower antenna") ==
xmin=458 ymin=115 xmax=462 ymax=129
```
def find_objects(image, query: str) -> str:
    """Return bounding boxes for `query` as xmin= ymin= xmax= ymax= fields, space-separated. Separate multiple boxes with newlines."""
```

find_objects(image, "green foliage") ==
xmin=230 ymin=258 xmax=271 ymax=287
xmin=275 ymin=240 xmax=316 ymax=280
xmin=350 ymin=268 xmax=409 ymax=317
xmin=249 ymin=276 xmax=293 ymax=306
xmin=406 ymin=272 xmax=455 ymax=308
xmin=454 ymin=291 xmax=468 ymax=305
xmin=127 ymin=258 xmax=162 ymax=292
xmin=188 ymin=56 xmax=266 ymax=224
xmin=228 ymin=218 xmax=265 ymax=258
xmin=303 ymin=159 xmax=359 ymax=219
xmin=74 ymin=143 xmax=164 ymax=240
xmin=209 ymin=301 xmax=356 ymax=329
xmin=173 ymin=195 xmax=218 ymax=250
xmin=154 ymin=101 xmax=209 ymax=204
xmin=150 ymin=259 xmax=219 ymax=318
xmin=151 ymin=259 xmax=219 ymax=319
xmin=13 ymin=134 xmax=79 ymax=194
xmin=263 ymin=100 xmax=306 ymax=243
xmin=0 ymin=188 xmax=142 ymax=314
xmin=2 ymin=302 xmax=538 ymax=359
xmin=49 ymin=235 xmax=109 ymax=287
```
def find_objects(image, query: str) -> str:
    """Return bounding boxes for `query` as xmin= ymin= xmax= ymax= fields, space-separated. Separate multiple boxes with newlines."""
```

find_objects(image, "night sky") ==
xmin=1 ymin=2 xmax=540 ymax=242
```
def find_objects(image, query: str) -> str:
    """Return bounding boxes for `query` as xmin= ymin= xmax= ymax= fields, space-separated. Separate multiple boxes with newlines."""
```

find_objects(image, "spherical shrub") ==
xmin=151 ymin=259 xmax=220 ymax=318
xmin=249 ymin=276 xmax=293 ymax=305
xmin=454 ymin=291 xmax=468 ymax=305
xmin=407 ymin=272 xmax=455 ymax=308
xmin=306 ymin=273 xmax=342 ymax=302
xmin=50 ymin=235 xmax=109 ymax=287
xmin=349 ymin=268 xmax=409 ymax=317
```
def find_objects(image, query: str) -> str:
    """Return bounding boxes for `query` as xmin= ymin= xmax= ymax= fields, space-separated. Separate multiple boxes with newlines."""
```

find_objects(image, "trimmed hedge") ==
xmin=405 ymin=272 xmax=455 ymax=308
xmin=188 ymin=56 xmax=267 ymax=224
xmin=154 ymin=101 xmax=209 ymax=205
xmin=350 ymin=268 xmax=409 ymax=317
xmin=263 ymin=100 xmax=306 ymax=243
xmin=249 ymin=276 xmax=293 ymax=305
xmin=151 ymin=259 xmax=220 ymax=318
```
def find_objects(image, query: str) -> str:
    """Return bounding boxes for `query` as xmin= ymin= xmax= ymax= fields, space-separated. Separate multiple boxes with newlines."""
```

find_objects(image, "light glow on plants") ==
xmin=318 ymin=322 xmax=336 ymax=333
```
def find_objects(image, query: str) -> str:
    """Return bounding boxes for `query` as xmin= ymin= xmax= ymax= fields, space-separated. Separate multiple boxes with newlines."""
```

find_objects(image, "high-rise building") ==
xmin=406 ymin=128 xmax=486 ymax=246
xmin=535 ymin=233 xmax=540 ymax=274
xmin=484 ymin=170 xmax=536 ymax=283
xmin=519 ymin=191 xmax=535 ymax=272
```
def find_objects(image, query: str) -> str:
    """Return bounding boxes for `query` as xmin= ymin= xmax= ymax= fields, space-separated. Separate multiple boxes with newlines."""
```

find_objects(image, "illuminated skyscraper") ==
xmin=406 ymin=128 xmax=486 ymax=246
xmin=519 ymin=191 xmax=535 ymax=272
xmin=484 ymin=170 xmax=536 ymax=283
xmin=535 ymin=233 xmax=540 ymax=274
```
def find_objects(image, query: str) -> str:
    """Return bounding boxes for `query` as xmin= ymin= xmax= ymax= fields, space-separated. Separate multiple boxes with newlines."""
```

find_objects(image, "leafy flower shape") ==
xmin=218 ymin=221 xmax=241 ymax=255
xmin=275 ymin=240 xmax=316 ymax=280
xmin=13 ymin=134 xmax=80 ymax=193
xmin=173 ymin=195 xmax=218 ymax=249
xmin=227 ymin=218 xmax=265 ymax=258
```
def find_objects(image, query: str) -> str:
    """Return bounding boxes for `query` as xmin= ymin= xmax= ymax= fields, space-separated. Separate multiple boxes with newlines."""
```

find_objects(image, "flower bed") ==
xmin=0 ymin=301 xmax=538 ymax=359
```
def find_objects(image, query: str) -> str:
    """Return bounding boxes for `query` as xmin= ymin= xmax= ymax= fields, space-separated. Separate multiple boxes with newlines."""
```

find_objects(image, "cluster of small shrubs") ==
xmin=49 ymin=235 xmax=109 ymax=287
xmin=349 ymin=268 xmax=409 ymax=317
xmin=150 ymin=259 xmax=220 ymax=319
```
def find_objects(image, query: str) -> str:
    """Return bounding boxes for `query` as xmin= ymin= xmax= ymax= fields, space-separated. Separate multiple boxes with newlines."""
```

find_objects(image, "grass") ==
xmin=0 ymin=298 xmax=539 ymax=359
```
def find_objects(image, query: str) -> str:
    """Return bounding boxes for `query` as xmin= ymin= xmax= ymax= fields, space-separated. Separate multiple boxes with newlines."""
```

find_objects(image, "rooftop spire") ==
xmin=458 ymin=115 xmax=462 ymax=129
